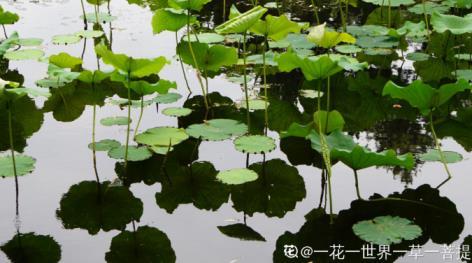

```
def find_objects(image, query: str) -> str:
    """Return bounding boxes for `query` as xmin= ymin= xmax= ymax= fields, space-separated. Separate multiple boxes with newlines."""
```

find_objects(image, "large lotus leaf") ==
xmin=250 ymin=14 xmax=302 ymax=41
xmin=217 ymin=224 xmax=266 ymax=241
xmin=313 ymin=110 xmax=345 ymax=133
xmin=152 ymin=8 xmax=196 ymax=33
xmin=95 ymin=44 xmax=168 ymax=78
xmin=49 ymin=52 xmax=82 ymax=69
xmin=355 ymin=35 xmax=399 ymax=48
xmin=136 ymin=127 xmax=189 ymax=147
xmin=269 ymin=33 xmax=316 ymax=50
xmin=42 ymin=83 xmax=88 ymax=122
xmin=277 ymin=51 xmax=343 ymax=80
xmin=332 ymin=145 xmax=415 ymax=170
xmin=408 ymin=2 xmax=450 ymax=15
xmin=177 ymin=41 xmax=237 ymax=74
xmin=4 ymin=49 xmax=44 ymax=61
xmin=0 ymin=7 xmax=18 ymax=25
xmin=56 ymin=181 xmax=143 ymax=235
xmin=215 ymin=6 xmax=268 ymax=34
xmin=168 ymin=0 xmax=211 ymax=11
xmin=446 ymin=0 xmax=472 ymax=9
xmin=353 ymin=216 xmax=422 ymax=245
xmin=419 ymin=149 xmax=463 ymax=163
xmin=307 ymin=23 xmax=356 ymax=48
xmin=346 ymin=25 xmax=391 ymax=37
xmin=396 ymin=21 xmax=427 ymax=38
xmin=52 ymin=34 xmax=81 ymax=45
xmin=186 ymin=119 xmax=247 ymax=141
xmin=361 ymin=0 xmax=415 ymax=6
xmin=234 ymin=135 xmax=276 ymax=154
xmin=231 ymin=159 xmax=306 ymax=218
xmin=431 ymin=12 xmax=472 ymax=35
xmin=77 ymin=70 xmax=109 ymax=84
xmin=162 ymin=107 xmax=192 ymax=117
xmin=36 ymin=64 xmax=80 ymax=89
xmin=280 ymin=122 xmax=314 ymax=139
xmin=382 ymin=79 xmax=471 ymax=116
xmin=309 ymin=129 xmax=357 ymax=153
xmin=0 ymin=154 xmax=36 ymax=177
xmin=100 ymin=116 xmax=130 ymax=126
xmin=154 ymin=92 xmax=182 ymax=104
xmin=105 ymin=226 xmax=175 ymax=263
xmin=216 ymin=168 xmax=258 ymax=185
xmin=155 ymin=162 xmax=230 ymax=213
xmin=1 ymin=233 xmax=61 ymax=263
xmin=108 ymin=146 xmax=153 ymax=162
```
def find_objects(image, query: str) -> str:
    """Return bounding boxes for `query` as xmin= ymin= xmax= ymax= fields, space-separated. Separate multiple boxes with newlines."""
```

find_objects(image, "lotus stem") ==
xmin=338 ymin=0 xmax=346 ymax=32
xmin=388 ymin=0 xmax=391 ymax=28
xmin=2 ymin=25 xmax=8 ymax=39
xmin=353 ymin=170 xmax=362 ymax=199
xmin=8 ymin=107 xmax=19 ymax=216
xmin=242 ymin=31 xmax=251 ymax=132
xmin=124 ymin=66 xmax=132 ymax=169
xmin=262 ymin=36 xmax=269 ymax=135
xmin=429 ymin=113 xmax=453 ymax=188
xmin=80 ymin=0 xmax=88 ymax=28
xmin=223 ymin=0 xmax=226 ymax=21
xmin=310 ymin=0 xmax=320 ymax=25
xmin=186 ymin=9 xmax=209 ymax=111
xmin=422 ymin=0 xmax=431 ymax=40
xmin=133 ymin=96 xmax=145 ymax=139
xmin=176 ymin=32 xmax=192 ymax=93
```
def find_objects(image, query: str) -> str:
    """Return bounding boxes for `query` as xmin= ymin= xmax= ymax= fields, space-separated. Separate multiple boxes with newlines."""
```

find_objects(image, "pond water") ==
xmin=0 ymin=0 xmax=471 ymax=262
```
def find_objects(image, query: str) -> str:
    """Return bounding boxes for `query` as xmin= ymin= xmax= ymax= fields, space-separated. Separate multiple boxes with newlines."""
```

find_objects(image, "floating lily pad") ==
xmin=153 ymin=92 xmax=182 ymax=104
xmin=4 ymin=49 xmax=44 ymax=60
xmin=335 ymin=44 xmax=362 ymax=54
xmin=0 ymin=155 xmax=36 ymax=177
xmin=100 ymin=116 xmax=131 ymax=126
xmin=217 ymin=168 xmax=258 ymax=185
xmin=419 ymin=149 xmax=463 ymax=163
xmin=239 ymin=99 xmax=267 ymax=111
xmin=108 ymin=146 xmax=153 ymax=161
xmin=135 ymin=127 xmax=189 ymax=147
xmin=361 ymin=0 xmax=415 ymax=6
xmin=16 ymin=38 xmax=43 ymax=46
xmin=75 ymin=30 xmax=104 ymax=38
xmin=234 ymin=135 xmax=276 ymax=154
xmin=83 ymin=12 xmax=117 ymax=23
xmin=88 ymin=139 xmax=121 ymax=151
xmin=353 ymin=216 xmax=422 ymax=245
xmin=150 ymin=145 xmax=173 ymax=155
xmin=406 ymin=52 xmax=430 ymax=61
xmin=186 ymin=119 xmax=248 ymax=141
xmin=52 ymin=34 xmax=81 ymax=45
xmin=162 ymin=107 xmax=192 ymax=117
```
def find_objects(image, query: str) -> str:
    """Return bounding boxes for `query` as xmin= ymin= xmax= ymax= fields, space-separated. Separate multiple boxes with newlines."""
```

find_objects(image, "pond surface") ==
xmin=0 ymin=0 xmax=472 ymax=262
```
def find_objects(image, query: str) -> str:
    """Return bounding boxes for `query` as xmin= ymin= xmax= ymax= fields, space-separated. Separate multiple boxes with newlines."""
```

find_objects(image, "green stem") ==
xmin=310 ymin=0 xmax=320 ymax=24
xmin=353 ymin=169 xmax=362 ymax=199
xmin=2 ymin=25 xmax=8 ymax=39
xmin=223 ymin=0 xmax=226 ymax=21
xmin=422 ymin=0 xmax=431 ymax=40
xmin=242 ymin=31 xmax=251 ymax=132
xmin=338 ymin=0 xmax=346 ymax=32
xmin=8 ymin=107 xmax=18 ymax=186
xmin=133 ymin=96 xmax=144 ymax=139
xmin=124 ymin=65 xmax=132 ymax=169
xmin=388 ymin=0 xmax=392 ymax=28
xmin=429 ymin=113 xmax=453 ymax=188
xmin=92 ymin=104 xmax=101 ymax=184
xmin=262 ymin=36 xmax=269 ymax=135
xmin=176 ymin=32 xmax=192 ymax=93
xmin=80 ymin=0 xmax=88 ymax=28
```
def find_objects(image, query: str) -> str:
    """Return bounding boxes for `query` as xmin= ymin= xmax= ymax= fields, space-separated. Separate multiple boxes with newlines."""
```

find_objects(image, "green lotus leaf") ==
xmin=406 ymin=52 xmax=430 ymax=61
xmin=217 ymin=224 xmax=266 ymax=241
xmin=36 ymin=64 xmax=80 ymax=88
xmin=186 ymin=119 xmax=248 ymax=141
xmin=100 ymin=116 xmax=130 ymax=126
xmin=299 ymin=89 xmax=323 ymax=99
xmin=188 ymin=32 xmax=225 ymax=43
xmin=1 ymin=233 xmax=61 ymax=263
xmin=56 ymin=181 xmax=143 ymax=234
xmin=419 ymin=149 xmax=463 ymax=163
xmin=239 ymin=99 xmax=267 ymax=111
xmin=408 ymin=2 xmax=450 ymax=15
xmin=49 ymin=52 xmax=82 ymax=69
xmin=15 ymin=38 xmax=43 ymax=46
xmin=0 ymin=32 xmax=19 ymax=56
xmin=162 ymin=107 xmax=192 ymax=117
xmin=152 ymin=8 xmax=196 ymax=33
xmin=396 ymin=21 xmax=427 ymax=39
xmin=455 ymin=69 xmax=472 ymax=81
xmin=75 ymin=30 xmax=104 ymax=38
xmin=78 ymin=70 xmax=109 ymax=84
xmin=356 ymin=35 xmax=399 ymax=48
xmin=431 ymin=12 xmax=472 ymax=35
xmin=332 ymin=145 xmax=415 ymax=170
xmin=309 ymin=129 xmax=357 ymax=153
xmin=154 ymin=92 xmax=182 ymax=104
xmin=177 ymin=41 xmax=238 ymax=73
xmin=280 ymin=122 xmax=314 ymax=139
xmin=95 ymin=44 xmax=168 ymax=78
xmin=346 ymin=25 xmax=391 ymax=37
xmin=4 ymin=87 xmax=51 ymax=98
xmin=108 ymin=146 xmax=153 ymax=161
xmin=329 ymin=54 xmax=368 ymax=72
xmin=4 ymin=49 xmax=44 ymax=60
xmin=455 ymin=53 xmax=472 ymax=61
xmin=250 ymin=14 xmax=302 ymax=41
xmin=313 ymin=110 xmax=345 ymax=133
xmin=150 ymin=145 xmax=173 ymax=155
xmin=231 ymin=159 xmax=306 ymax=218
xmin=269 ymin=33 xmax=316 ymax=50
xmin=82 ymin=12 xmax=116 ymax=23
xmin=353 ymin=216 xmax=422 ymax=245
xmin=216 ymin=168 xmax=259 ymax=185
xmin=0 ymin=154 xmax=36 ymax=177
xmin=335 ymin=44 xmax=362 ymax=54
xmin=446 ymin=0 xmax=472 ymax=9
xmin=52 ymin=34 xmax=81 ymax=45
xmin=361 ymin=0 xmax=415 ymax=6
xmin=215 ymin=6 xmax=268 ymax=34
xmin=277 ymin=51 xmax=343 ymax=80
xmin=41 ymin=83 xmax=87 ymax=122
xmin=234 ymin=135 xmax=276 ymax=154
xmin=382 ymin=79 xmax=471 ymax=116
xmin=135 ymin=127 xmax=189 ymax=147
xmin=245 ymin=51 xmax=279 ymax=66
xmin=105 ymin=226 xmax=176 ymax=263
xmin=307 ymin=23 xmax=356 ymax=48
xmin=155 ymin=162 xmax=230 ymax=213
xmin=168 ymin=0 xmax=212 ymax=11
xmin=110 ymin=74 xmax=176 ymax=95
xmin=88 ymin=139 xmax=121 ymax=151
xmin=0 ymin=6 xmax=19 ymax=25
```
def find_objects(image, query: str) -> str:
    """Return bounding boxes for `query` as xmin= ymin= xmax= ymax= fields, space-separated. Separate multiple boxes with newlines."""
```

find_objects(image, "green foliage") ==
xmin=49 ymin=52 xmax=83 ymax=69
xmin=353 ymin=216 xmax=422 ymax=245
xmin=277 ymin=51 xmax=342 ymax=80
xmin=1 ymin=233 xmax=61 ymax=263
xmin=431 ymin=12 xmax=472 ymax=35
xmin=234 ymin=135 xmax=276 ymax=154
xmin=217 ymin=168 xmax=259 ymax=185
xmin=168 ymin=0 xmax=212 ymax=11
xmin=313 ymin=110 xmax=345 ymax=133
xmin=307 ymin=23 xmax=356 ymax=48
xmin=251 ymin=14 xmax=302 ymax=41
xmin=162 ymin=107 xmax=192 ymax=117
xmin=136 ymin=127 xmax=189 ymax=147
xmin=152 ymin=8 xmax=196 ymax=33
xmin=88 ymin=139 xmax=121 ymax=151
xmin=217 ymin=224 xmax=266 ymax=241
xmin=0 ymin=6 xmax=19 ymax=25
xmin=4 ymin=49 xmax=44 ymax=60
xmin=186 ymin=119 xmax=247 ymax=141
xmin=108 ymin=146 xmax=153 ymax=161
xmin=100 ymin=116 xmax=131 ymax=126
xmin=215 ymin=6 xmax=268 ymax=34
xmin=361 ymin=0 xmax=415 ymax=6
xmin=419 ymin=149 xmax=463 ymax=163
xmin=0 ymin=154 xmax=36 ymax=177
